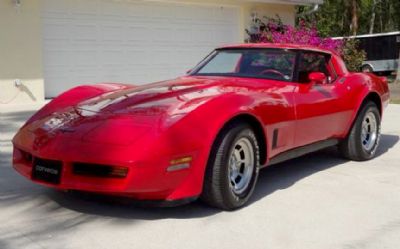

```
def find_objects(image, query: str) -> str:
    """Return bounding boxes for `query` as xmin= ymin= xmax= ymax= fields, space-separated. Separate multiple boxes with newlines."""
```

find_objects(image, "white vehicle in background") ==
xmin=335 ymin=31 xmax=400 ymax=74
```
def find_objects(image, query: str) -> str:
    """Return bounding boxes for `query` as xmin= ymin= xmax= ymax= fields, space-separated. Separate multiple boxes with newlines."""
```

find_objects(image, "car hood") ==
xmin=74 ymin=76 xmax=232 ymax=117
xmin=19 ymin=76 xmax=237 ymax=146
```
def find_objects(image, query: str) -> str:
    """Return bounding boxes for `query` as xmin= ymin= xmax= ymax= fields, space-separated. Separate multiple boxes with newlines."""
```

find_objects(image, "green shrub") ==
xmin=342 ymin=39 xmax=367 ymax=72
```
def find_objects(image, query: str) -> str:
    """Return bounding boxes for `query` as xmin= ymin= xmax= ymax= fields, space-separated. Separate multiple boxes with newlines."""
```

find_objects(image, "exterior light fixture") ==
xmin=13 ymin=0 xmax=21 ymax=8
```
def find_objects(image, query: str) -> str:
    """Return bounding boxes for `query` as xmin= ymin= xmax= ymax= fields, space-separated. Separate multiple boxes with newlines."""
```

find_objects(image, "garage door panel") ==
xmin=72 ymin=24 xmax=98 ymax=40
xmin=100 ymin=1 xmax=132 ymax=16
xmin=126 ymin=50 xmax=148 ymax=65
xmin=43 ymin=23 xmax=72 ymax=40
xmin=72 ymin=51 xmax=98 ymax=66
xmin=44 ymin=50 xmax=73 ymax=66
xmin=125 ymin=6 xmax=151 ymax=18
xmin=70 ymin=69 xmax=100 ymax=83
xmin=42 ymin=0 xmax=240 ymax=98
xmin=101 ymin=26 xmax=125 ymax=42
xmin=126 ymin=26 xmax=148 ymax=42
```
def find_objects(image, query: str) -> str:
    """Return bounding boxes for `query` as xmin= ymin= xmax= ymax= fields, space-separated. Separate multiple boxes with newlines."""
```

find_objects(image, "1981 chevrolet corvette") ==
xmin=13 ymin=44 xmax=390 ymax=210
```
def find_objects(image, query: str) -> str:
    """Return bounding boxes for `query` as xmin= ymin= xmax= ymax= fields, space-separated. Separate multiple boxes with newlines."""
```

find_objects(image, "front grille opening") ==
xmin=72 ymin=163 xmax=128 ymax=178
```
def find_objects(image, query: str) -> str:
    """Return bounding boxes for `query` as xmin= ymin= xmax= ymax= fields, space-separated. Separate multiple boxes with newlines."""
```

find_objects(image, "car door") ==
xmin=245 ymin=49 xmax=298 ymax=158
xmin=292 ymin=51 xmax=353 ymax=148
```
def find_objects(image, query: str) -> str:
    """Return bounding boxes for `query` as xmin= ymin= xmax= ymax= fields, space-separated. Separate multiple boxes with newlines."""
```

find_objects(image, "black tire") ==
xmin=361 ymin=64 xmax=373 ymax=73
xmin=339 ymin=101 xmax=381 ymax=161
xmin=201 ymin=123 xmax=260 ymax=210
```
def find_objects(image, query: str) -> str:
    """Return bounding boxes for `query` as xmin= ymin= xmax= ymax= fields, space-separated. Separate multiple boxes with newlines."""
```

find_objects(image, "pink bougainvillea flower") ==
xmin=248 ymin=17 xmax=344 ymax=55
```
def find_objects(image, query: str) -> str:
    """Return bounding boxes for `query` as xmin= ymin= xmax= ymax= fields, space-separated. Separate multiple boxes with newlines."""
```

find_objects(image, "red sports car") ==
xmin=13 ymin=44 xmax=390 ymax=210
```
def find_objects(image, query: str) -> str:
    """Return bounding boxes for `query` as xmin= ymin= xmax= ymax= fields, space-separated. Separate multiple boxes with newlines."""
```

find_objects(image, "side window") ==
xmin=240 ymin=51 xmax=296 ymax=81
xmin=297 ymin=52 xmax=334 ymax=83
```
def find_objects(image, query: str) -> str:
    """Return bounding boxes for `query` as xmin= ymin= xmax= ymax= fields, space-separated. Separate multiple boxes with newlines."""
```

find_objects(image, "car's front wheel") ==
xmin=339 ymin=101 xmax=381 ymax=161
xmin=201 ymin=123 xmax=260 ymax=210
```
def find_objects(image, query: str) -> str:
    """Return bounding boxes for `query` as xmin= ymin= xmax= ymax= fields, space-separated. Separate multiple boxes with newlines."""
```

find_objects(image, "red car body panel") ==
xmin=12 ymin=44 xmax=390 ymax=202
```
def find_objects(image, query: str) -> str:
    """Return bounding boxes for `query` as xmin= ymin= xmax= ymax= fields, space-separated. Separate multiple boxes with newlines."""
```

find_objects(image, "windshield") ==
xmin=193 ymin=49 xmax=296 ymax=81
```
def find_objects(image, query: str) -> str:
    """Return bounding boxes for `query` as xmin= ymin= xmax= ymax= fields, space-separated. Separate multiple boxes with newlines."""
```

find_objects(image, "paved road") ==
xmin=0 ymin=104 xmax=399 ymax=249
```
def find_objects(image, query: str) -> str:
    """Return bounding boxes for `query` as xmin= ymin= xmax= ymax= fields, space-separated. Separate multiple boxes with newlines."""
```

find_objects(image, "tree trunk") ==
xmin=369 ymin=0 xmax=376 ymax=34
xmin=387 ymin=1 xmax=392 ymax=30
xmin=351 ymin=0 xmax=358 ymax=35
xmin=340 ymin=14 xmax=344 ymax=32
xmin=379 ymin=1 xmax=383 ymax=32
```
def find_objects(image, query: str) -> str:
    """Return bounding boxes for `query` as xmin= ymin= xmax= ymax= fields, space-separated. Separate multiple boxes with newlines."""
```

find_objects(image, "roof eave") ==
xmin=240 ymin=0 xmax=323 ymax=5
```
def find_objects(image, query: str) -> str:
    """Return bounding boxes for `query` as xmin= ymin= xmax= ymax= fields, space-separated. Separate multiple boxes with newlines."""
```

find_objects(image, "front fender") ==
xmin=162 ymin=93 xmax=265 ymax=200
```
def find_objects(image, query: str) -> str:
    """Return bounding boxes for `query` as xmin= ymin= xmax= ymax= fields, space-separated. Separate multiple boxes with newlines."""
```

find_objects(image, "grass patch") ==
xmin=390 ymin=99 xmax=400 ymax=104
xmin=387 ymin=76 xmax=396 ymax=84
xmin=389 ymin=81 xmax=400 ymax=104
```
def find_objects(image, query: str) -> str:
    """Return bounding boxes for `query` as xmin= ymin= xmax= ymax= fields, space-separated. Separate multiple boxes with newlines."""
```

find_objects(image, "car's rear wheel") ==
xmin=201 ymin=123 xmax=260 ymax=210
xmin=339 ymin=101 xmax=381 ymax=161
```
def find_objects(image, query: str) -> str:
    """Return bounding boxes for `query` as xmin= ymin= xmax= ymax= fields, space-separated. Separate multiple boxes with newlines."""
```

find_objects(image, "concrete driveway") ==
xmin=0 ymin=104 xmax=399 ymax=249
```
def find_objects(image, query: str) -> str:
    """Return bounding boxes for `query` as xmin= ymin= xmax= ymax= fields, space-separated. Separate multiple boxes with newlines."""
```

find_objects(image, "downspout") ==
xmin=296 ymin=4 xmax=319 ymax=18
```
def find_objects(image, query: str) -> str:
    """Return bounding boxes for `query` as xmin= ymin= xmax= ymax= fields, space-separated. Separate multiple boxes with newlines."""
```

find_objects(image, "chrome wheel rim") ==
xmin=228 ymin=138 xmax=255 ymax=195
xmin=361 ymin=112 xmax=378 ymax=151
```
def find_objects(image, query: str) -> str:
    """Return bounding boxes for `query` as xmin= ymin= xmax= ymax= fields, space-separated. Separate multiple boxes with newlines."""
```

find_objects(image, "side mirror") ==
xmin=308 ymin=72 xmax=326 ymax=84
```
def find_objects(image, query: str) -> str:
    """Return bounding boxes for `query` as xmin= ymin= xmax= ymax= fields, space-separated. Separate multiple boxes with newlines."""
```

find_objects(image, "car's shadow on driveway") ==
xmin=47 ymin=134 xmax=399 ymax=220
xmin=252 ymin=133 xmax=399 ymax=203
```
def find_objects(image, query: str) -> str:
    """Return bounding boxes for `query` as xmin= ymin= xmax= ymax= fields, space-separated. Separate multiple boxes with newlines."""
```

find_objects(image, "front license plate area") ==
xmin=32 ymin=158 xmax=62 ymax=184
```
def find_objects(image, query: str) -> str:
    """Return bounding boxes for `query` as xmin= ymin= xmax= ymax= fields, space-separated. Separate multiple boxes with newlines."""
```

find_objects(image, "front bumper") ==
xmin=12 ymin=142 xmax=195 ymax=200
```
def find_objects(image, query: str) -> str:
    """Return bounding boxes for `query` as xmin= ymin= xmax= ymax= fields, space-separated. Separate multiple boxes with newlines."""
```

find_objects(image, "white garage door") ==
xmin=42 ymin=0 xmax=240 ymax=97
